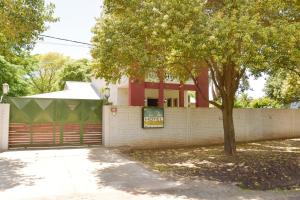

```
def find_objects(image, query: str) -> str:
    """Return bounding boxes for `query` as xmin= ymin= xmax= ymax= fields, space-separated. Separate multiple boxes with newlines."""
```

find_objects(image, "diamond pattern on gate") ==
xmin=9 ymin=98 xmax=103 ymax=123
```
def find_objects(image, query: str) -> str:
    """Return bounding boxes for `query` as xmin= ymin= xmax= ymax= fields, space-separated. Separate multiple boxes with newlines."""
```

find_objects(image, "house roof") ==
xmin=26 ymin=81 xmax=101 ymax=100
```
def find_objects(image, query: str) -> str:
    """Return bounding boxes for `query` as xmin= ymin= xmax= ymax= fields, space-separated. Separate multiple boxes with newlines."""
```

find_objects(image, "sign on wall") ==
xmin=142 ymin=107 xmax=164 ymax=128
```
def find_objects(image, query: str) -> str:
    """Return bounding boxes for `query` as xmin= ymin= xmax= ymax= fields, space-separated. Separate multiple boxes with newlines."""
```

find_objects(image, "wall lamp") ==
xmin=0 ymin=83 xmax=9 ymax=103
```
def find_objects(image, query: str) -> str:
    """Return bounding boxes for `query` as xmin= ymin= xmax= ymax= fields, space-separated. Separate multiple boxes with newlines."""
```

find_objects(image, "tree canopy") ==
xmin=92 ymin=0 xmax=300 ymax=155
xmin=26 ymin=52 xmax=71 ymax=94
xmin=0 ymin=0 xmax=56 ymax=60
xmin=0 ymin=0 xmax=56 ymax=96
xmin=0 ymin=55 xmax=29 ymax=96
xmin=265 ymin=69 xmax=300 ymax=104
xmin=58 ymin=59 xmax=92 ymax=89
xmin=25 ymin=53 xmax=93 ymax=94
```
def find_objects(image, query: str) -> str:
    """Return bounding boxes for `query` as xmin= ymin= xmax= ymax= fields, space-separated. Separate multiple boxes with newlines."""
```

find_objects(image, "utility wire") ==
xmin=40 ymin=34 xmax=93 ymax=46
xmin=37 ymin=41 xmax=91 ymax=48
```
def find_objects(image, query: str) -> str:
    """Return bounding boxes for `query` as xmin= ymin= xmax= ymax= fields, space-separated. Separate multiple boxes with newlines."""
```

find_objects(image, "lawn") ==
xmin=123 ymin=139 xmax=300 ymax=190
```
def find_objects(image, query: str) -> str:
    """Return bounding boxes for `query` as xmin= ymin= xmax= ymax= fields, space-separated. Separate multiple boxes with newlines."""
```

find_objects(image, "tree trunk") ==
xmin=222 ymin=97 xmax=236 ymax=155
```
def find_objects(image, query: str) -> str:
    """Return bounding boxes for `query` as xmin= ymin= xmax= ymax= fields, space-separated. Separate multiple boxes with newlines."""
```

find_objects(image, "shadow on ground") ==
xmin=0 ymin=157 xmax=38 ymax=191
xmin=126 ymin=139 xmax=300 ymax=190
xmin=88 ymin=147 xmax=300 ymax=200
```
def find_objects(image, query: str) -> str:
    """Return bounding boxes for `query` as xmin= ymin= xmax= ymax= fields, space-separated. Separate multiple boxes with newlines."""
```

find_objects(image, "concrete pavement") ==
xmin=0 ymin=147 xmax=299 ymax=200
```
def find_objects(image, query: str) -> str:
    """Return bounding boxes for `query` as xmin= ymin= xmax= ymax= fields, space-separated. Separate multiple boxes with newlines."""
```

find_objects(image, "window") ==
xmin=167 ymin=98 xmax=172 ymax=107
xmin=173 ymin=98 xmax=178 ymax=107
xmin=147 ymin=98 xmax=158 ymax=106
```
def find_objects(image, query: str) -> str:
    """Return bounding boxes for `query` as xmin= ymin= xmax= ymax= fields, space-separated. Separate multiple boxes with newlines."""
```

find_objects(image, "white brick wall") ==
xmin=103 ymin=106 xmax=300 ymax=148
xmin=0 ymin=104 xmax=10 ymax=151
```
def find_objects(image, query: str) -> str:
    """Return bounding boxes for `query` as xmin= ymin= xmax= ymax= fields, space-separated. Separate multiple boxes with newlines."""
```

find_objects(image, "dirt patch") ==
xmin=123 ymin=139 xmax=300 ymax=190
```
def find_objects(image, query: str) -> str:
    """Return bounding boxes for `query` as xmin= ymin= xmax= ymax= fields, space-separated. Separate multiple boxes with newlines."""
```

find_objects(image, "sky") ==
xmin=32 ymin=0 xmax=265 ymax=98
xmin=32 ymin=0 xmax=102 ymax=59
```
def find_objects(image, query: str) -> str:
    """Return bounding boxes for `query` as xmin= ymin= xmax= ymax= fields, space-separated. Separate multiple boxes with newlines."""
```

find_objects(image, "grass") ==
xmin=123 ymin=139 xmax=300 ymax=190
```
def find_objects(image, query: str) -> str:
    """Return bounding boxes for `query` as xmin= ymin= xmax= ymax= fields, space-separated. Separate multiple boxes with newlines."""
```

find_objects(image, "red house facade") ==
xmin=128 ymin=68 xmax=209 ymax=107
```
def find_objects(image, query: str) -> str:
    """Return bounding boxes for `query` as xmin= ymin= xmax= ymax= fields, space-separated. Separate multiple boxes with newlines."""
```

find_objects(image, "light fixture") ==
xmin=1 ymin=83 xmax=9 ymax=103
xmin=104 ymin=87 xmax=110 ymax=100
xmin=3 ymin=83 xmax=9 ymax=95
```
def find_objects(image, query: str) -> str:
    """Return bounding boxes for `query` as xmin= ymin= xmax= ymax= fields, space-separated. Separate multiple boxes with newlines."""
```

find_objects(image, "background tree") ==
xmin=0 ymin=56 xmax=29 ymax=96
xmin=27 ymin=52 xmax=70 ymax=94
xmin=234 ymin=93 xmax=282 ymax=109
xmin=234 ymin=93 xmax=252 ymax=108
xmin=265 ymin=69 xmax=300 ymax=104
xmin=249 ymin=97 xmax=282 ymax=108
xmin=0 ymin=0 xmax=56 ymax=96
xmin=58 ymin=59 xmax=92 ymax=89
xmin=91 ymin=0 xmax=300 ymax=155
xmin=0 ymin=0 xmax=56 ymax=60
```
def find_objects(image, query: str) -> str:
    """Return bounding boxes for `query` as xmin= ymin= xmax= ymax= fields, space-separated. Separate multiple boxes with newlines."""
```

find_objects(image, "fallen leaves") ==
xmin=123 ymin=139 xmax=300 ymax=190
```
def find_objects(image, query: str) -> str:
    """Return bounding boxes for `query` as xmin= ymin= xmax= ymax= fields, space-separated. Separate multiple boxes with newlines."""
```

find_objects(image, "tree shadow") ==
xmin=88 ymin=147 xmax=300 ymax=200
xmin=0 ymin=157 xmax=39 ymax=191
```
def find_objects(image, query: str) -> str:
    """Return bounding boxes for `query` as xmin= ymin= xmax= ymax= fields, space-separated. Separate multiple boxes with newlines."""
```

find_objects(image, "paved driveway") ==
xmin=0 ymin=147 xmax=299 ymax=200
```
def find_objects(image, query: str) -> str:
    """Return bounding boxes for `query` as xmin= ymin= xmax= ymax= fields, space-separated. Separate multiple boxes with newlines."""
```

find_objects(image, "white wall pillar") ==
xmin=0 ymin=104 xmax=10 ymax=152
xmin=102 ymin=105 xmax=111 ymax=146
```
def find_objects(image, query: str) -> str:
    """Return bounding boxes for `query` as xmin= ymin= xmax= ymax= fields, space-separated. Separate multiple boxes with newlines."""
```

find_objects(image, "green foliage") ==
xmin=0 ymin=0 xmax=57 ymax=60
xmin=24 ymin=53 xmax=92 ymax=94
xmin=58 ymin=59 xmax=92 ymax=89
xmin=26 ymin=52 xmax=71 ymax=94
xmin=265 ymin=69 xmax=300 ymax=104
xmin=0 ymin=56 xmax=29 ymax=96
xmin=92 ymin=0 xmax=300 ymax=154
xmin=0 ymin=0 xmax=56 ymax=96
xmin=249 ymin=97 xmax=282 ymax=108
xmin=234 ymin=94 xmax=282 ymax=108
xmin=92 ymin=0 xmax=299 ymax=105
xmin=234 ymin=93 xmax=252 ymax=108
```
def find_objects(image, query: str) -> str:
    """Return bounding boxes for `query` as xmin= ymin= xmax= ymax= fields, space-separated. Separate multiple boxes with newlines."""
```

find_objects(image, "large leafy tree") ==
xmin=0 ymin=0 xmax=56 ymax=96
xmin=0 ymin=56 xmax=29 ymax=96
xmin=0 ymin=0 xmax=56 ymax=60
xmin=58 ymin=59 xmax=92 ymax=89
xmin=26 ymin=52 xmax=71 ymax=94
xmin=265 ymin=69 xmax=300 ymax=104
xmin=91 ymin=0 xmax=300 ymax=155
xmin=27 ymin=53 xmax=92 ymax=94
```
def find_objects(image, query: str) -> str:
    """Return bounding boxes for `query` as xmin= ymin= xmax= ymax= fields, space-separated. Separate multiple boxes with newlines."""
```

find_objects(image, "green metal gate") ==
xmin=8 ymin=97 xmax=103 ymax=148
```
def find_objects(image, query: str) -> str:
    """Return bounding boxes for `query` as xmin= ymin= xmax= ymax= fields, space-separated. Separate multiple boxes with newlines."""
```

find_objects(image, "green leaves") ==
xmin=58 ymin=59 xmax=92 ymax=90
xmin=0 ymin=0 xmax=56 ymax=60
xmin=0 ymin=0 xmax=57 ymax=96
xmin=265 ymin=69 xmax=300 ymax=104
xmin=0 ymin=56 xmax=29 ymax=96
xmin=25 ymin=53 xmax=92 ymax=94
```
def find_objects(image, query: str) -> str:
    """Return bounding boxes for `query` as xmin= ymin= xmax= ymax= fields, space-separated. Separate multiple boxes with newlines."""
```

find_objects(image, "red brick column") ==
xmin=179 ymin=83 xmax=184 ymax=107
xmin=196 ymin=68 xmax=209 ymax=107
xmin=128 ymin=78 xmax=145 ymax=106
xmin=158 ymin=79 xmax=164 ymax=107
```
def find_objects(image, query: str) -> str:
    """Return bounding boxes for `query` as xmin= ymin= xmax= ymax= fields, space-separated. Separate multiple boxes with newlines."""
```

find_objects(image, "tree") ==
xmin=265 ymin=69 xmax=300 ymax=104
xmin=234 ymin=93 xmax=252 ymax=108
xmin=249 ymin=97 xmax=282 ymax=108
xmin=0 ymin=0 xmax=56 ymax=96
xmin=0 ymin=56 xmax=29 ymax=96
xmin=58 ymin=59 xmax=92 ymax=89
xmin=27 ymin=52 xmax=70 ymax=94
xmin=0 ymin=0 xmax=56 ymax=60
xmin=91 ymin=0 xmax=300 ymax=155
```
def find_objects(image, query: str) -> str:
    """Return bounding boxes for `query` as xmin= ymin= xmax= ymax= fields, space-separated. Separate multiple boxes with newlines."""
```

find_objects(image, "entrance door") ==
xmin=147 ymin=98 xmax=158 ymax=106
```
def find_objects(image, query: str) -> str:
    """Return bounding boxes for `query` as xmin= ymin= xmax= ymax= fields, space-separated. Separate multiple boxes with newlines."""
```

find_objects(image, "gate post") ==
xmin=0 ymin=104 xmax=10 ymax=151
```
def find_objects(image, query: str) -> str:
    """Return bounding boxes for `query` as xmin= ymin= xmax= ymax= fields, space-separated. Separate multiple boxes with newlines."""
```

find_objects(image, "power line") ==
xmin=37 ymin=40 xmax=91 ymax=48
xmin=40 ymin=34 xmax=93 ymax=46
